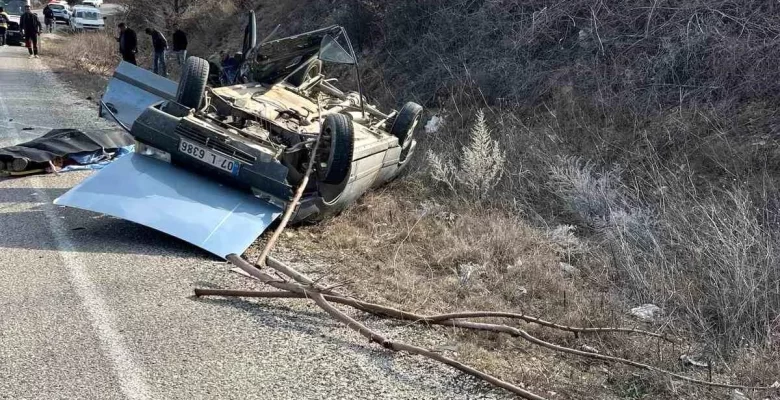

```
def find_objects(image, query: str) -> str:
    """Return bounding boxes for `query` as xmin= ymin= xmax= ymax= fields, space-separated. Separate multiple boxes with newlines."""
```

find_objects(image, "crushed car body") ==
xmin=56 ymin=13 xmax=423 ymax=257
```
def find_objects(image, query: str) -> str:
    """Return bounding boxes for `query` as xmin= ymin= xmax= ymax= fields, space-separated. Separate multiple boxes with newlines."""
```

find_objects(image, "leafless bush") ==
xmin=428 ymin=110 xmax=505 ymax=200
xmin=546 ymin=154 xmax=780 ymax=353
xmin=46 ymin=30 xmax=119 ymax=76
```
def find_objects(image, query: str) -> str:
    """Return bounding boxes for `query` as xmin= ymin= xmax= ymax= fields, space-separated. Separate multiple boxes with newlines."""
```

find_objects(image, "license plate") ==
xmin=178 ymin=139 xmax=240 ymax=175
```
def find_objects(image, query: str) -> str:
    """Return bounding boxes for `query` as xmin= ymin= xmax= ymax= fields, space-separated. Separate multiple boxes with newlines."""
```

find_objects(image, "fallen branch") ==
xmin=196 ymin=282 xmax=675 ymax=343
xmin=253 ymin=97 xmax=325 ymax=267
xmin=217 ymin=255 xmax=546 ymax=399
xmin=309 ymin=291 xmax=546 ymax=400
xmin=426 ymin=311 xmax=678 ymax=342
xmin=196 ymin=261 xmax=780 ymax=392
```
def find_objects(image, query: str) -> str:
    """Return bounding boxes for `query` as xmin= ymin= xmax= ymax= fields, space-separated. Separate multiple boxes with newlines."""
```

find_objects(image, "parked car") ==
xmin=48 ymin=2 xmax=70 ymax=23
xmin=2 ymin=0 xmax=28 ymax=45
xmin=70 ymin=5 xmax=103 ymax=32
xmin=100 ymin=12 xmax=423 ymax=223
xmin=81 ymin=0 xmax=102 ymax=8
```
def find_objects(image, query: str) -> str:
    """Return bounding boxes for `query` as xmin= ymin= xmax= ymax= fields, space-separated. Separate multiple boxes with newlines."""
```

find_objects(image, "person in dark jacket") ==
xmin=19 ymin=5 xmax=41 ymax=58
xmin=171 ymin=24 xmax=188 ymax=67
xmin=145 ymin=27 xmax=168 ymax=77
xmin=116 ymin=23 xmax=137 ymax=65
xmin=42 ymin=5 xmax=54 ymax=33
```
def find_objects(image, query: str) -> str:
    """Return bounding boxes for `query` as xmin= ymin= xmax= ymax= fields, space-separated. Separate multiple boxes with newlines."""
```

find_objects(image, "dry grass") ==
xmin=43 ymin=24 xmax=186 ymax=85
xmin=44 ymin=30 xmax=120 ymax=77
xmin=267 ymin=184 xmax=779 ymax=399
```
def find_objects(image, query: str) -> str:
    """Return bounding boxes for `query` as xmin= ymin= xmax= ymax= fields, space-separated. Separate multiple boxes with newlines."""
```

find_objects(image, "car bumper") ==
xmin=131 ymin=105 xmax=294 ymax=203
xmin=74 ymin=25 xmax=104 ymax=31
xmin=5 ymin=31 xmax=23 ymax=44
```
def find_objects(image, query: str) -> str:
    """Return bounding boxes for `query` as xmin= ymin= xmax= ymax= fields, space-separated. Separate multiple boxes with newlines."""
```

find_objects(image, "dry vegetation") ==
xmin=50 ymin=0 xmax=780 ymax=397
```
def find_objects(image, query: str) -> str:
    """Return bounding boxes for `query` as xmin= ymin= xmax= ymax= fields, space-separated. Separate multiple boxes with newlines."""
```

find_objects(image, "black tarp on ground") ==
xmin=0 ymin=129 xmax=134 ymax=171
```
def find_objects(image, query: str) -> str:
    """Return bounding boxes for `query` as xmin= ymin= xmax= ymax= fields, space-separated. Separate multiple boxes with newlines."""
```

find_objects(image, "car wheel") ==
xmin=389 ymin=102 xmax=423 ymax=160
xmin=316 ymin=113 xmax=353 ymax=184
xmin=176 ymin=56 xmax=209 ymax=109
xmin=287 ymin=60 xmax=322 ymax=88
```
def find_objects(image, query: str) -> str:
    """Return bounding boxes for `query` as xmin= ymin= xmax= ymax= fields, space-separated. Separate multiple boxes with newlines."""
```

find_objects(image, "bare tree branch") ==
xmin=196 ymin=257 xmax=780 ymax=393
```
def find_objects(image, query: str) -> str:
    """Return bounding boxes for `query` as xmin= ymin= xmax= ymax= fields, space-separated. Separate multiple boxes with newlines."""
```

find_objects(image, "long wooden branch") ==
xmin=309 ymin=292 xmax=546 ymax=400
xmin=195 ymin=283 xmax=780 ymax=391
xmin=253 ymin=99 xmax=325 ymax=267
xmin=440 ymin=320 xmax=778 ymax=391
xmin=224 ymin=256 xmax=545 ymax=399
xmin=427 ymin=311 xmax=677 ymax=342
xmin=195 ymin=284 xmax=673 ymax=342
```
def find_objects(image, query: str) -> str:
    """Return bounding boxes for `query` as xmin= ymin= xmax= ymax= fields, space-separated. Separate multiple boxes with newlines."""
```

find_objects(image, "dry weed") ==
xmin=45 ymin=30 xmax=119 ymax=76
xmin=428 ymin=109 xmax=505 ymax=200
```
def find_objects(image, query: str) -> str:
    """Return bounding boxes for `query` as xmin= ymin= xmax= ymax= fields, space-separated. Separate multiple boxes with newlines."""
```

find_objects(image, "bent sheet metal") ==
xmin=99 ymin=61 xmax=178 ymax=129
xmin=54 ymin=154 xmax=282 ymax=258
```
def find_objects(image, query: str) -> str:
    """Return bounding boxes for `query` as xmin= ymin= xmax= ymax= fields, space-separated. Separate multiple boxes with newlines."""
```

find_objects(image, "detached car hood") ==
xmin=55 ymin=154 xmax=282 ymax=258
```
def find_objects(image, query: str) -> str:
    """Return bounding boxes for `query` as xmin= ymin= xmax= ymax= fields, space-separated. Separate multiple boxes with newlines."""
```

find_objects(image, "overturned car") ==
xmin=56 ymin=13 xmax=422 ymax=257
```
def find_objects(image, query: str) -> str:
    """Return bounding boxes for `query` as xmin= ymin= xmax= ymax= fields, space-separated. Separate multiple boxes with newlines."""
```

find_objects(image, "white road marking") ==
xmin=0 ymin=64 xmax=154 ymax=400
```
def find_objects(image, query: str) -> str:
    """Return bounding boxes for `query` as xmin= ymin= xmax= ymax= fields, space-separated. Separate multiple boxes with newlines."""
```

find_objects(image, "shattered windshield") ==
xmin=247 ymin=25 xmax=344 ymax=84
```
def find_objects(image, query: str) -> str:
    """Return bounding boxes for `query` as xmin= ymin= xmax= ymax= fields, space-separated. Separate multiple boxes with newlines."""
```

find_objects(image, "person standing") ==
xmin=171 ymin=24 xmax=188 ymax=67
xmin=43 ymin=4 xmax=54 ymax=34
xmin=116 ymin=22 xmax=137 ymax=65
xmin=0 ymin=7 xmax=9 ymax=46
xmin=19 ymin=5 xmax=41 ymax=58
xmin=145 ymin=27 xmax=168 ymax=77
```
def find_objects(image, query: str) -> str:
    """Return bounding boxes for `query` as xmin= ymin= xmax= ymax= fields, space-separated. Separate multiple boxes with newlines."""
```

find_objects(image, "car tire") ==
xmin=316 ymin=114 xmax=353 ymax=184
xmin=389 ymin=102 xmax=423 ymax=159
xmin=176 ymin=56 xmax=209 ymax=109
xmin=287 ymin=60 xmax=322 ymax=88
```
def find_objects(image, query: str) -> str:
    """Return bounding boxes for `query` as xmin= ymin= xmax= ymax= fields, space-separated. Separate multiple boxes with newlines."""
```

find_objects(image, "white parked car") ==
xmin=81 ymin=0 xmax=102 ymax=7
xmin=70 ymin=5 xmax=104 ymax=32
xmin=48 ymin=2 xmax=71 ymax=23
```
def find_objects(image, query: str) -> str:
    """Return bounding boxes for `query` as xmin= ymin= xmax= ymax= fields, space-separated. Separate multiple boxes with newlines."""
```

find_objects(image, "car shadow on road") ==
xmin=192 ymin=295 xmax=467 ymax=394
xmin=0 ymin=186 xmax=216 ymax=258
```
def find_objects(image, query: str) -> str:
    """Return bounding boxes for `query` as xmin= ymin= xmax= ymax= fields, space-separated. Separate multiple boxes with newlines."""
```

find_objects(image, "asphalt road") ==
xmin=0 ymin=45 xmax=504 ymax=399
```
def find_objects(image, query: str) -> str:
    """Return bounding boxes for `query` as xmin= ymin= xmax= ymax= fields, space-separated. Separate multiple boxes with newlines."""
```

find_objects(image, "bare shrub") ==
xmin=427 ymin=110 xmax=505 ymax=200
xmin=548 ymin=156 xmax=627 ymax=229
xmin=653 ymin=181 xmax=780 ymax=350
xmin=459 ymin=110 xmax=506 ymax=198
xmin=546 ymin=154 xmax=780 ymax=353
xmin=46 ymin=30 xmax=119 ymax=76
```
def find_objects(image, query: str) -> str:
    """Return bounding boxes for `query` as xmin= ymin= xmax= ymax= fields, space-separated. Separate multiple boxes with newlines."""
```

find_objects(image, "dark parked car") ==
xmin=2 ymin=0 xmax=27 ymax=45
xmin=5 ymin=19 xmax=23 ymax=45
